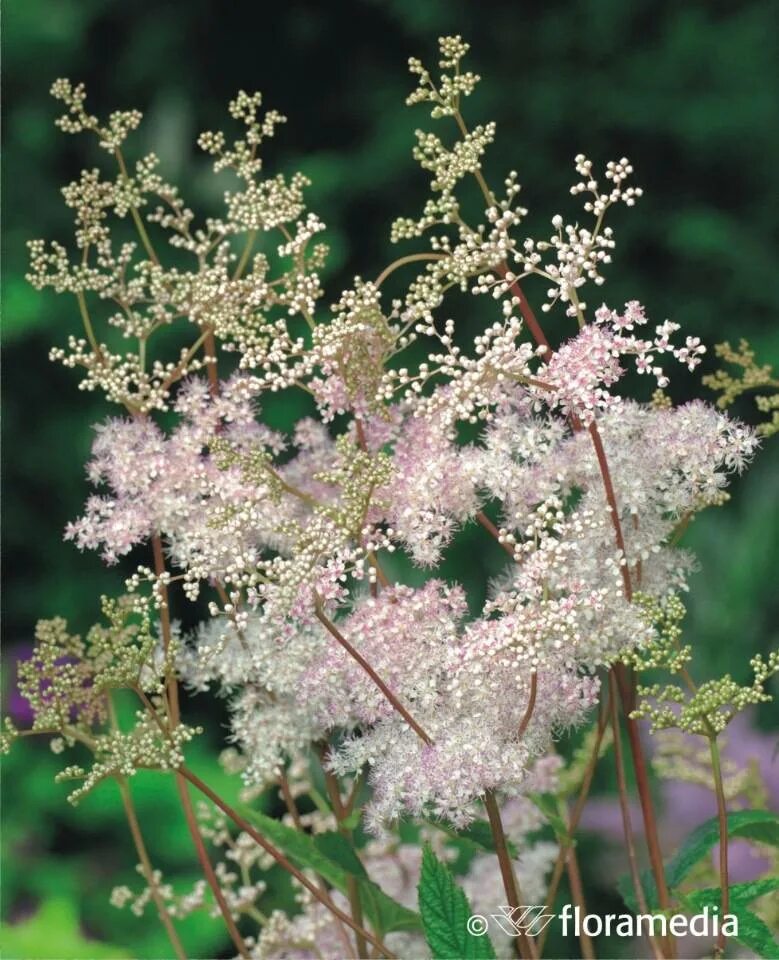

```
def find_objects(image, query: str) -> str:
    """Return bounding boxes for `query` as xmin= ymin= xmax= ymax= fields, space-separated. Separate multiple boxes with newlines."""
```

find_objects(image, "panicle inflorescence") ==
xmin=11 ymin=40 xmax=775 ymax=948
xmin=632 ymin=651 xmax=779 ymax=736
xmin=704 ymin=338 xmax=779 ymax=437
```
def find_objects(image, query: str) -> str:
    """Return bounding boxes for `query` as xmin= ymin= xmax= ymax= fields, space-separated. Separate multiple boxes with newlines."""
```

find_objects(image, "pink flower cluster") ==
xmin=539 ymin=301 xmax=707 ymax=422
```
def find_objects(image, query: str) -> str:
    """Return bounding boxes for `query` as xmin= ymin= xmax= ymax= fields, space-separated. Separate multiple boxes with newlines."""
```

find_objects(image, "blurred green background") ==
xmin=2 ymin=1 xmax=778 ymax=957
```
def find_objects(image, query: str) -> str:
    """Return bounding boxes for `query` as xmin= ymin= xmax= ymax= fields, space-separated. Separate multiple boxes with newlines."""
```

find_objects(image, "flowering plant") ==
xmin=4 ymin=35 xmax=778 ymax=960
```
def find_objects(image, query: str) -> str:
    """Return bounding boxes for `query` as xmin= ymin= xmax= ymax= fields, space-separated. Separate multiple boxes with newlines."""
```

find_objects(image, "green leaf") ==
xmin=314 ymin=831 xmax=369 ymax=878
xmin=667 ymin=810 xmax=779 ymax=891
xmin=729 ymin=909 xmax=779 ymax=959
xmin=429 ymin=818 xmax=519 ymax=858
xmin=340 ymin=807 xmax=362 ymax=831
xmin=618 ymin=809 xmax=779 ymax=911
xmin=684 ymin=877 xmax=779 ymax=913
xmin=241 ymin=807 xmax=421 ymax=935
xmin=680 ymin=883 xmax=779 ymax=959
xmin=418 ymin=845 xmax=497 ymax=959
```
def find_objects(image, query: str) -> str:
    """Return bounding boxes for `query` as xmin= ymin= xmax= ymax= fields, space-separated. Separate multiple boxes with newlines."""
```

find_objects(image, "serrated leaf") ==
xmin=418 ymin=845 xmax=497 ymax=959
xmin=684 ymin=876 xmax=779 ymax=913
xmin=680 ymin=885 xmax=779 ymax=959
xmin=667 ymin=810 xmax=779 ymax=891
xmin=618 ymin=809 xmax=779 ymax=911
xmin=241 ymin=807 xmax=421 ymax=935
xmin=730 ymin=909 xmax=779 ymax=959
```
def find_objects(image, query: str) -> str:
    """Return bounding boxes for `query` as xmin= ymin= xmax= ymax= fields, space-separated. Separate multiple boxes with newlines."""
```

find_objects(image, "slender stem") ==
xmin=278 ymin=771 xmax=303 ymax=829
xmin=476 ymin=510 xmax=516 ymax=558
xmin=178 ymin=766 xmax=396 ymax=959
xmin=675 ymin=671 xmax=731 ymax=955
xmin=559 ymin=822 xmax=596 ymax=960
xmin=75 ymin=290 xmax=105 ymax=362
xmin=453 ymin=111 xmax=495 ymax=211
xmin=375 ymin=252 xmax=447 ymax=288
xmin=264 ymin=462 xmax=320 ymax=507
xmin=609 ymin=675 xmax=664 ymax=960
xmin=151 ymin=533 xmax=180 ymax=723
xmin=483 ymin=790 xmax=537 ymax=960
xmin=233 ymin=229 xmax=257 ymax=280
xmin=367 ymin=552 xmax=391 ymax=589
xmin=517 ymin=672 xmax=538 ymax=739
xmin=590 ymin=423 xmax=674 ymax=936
xmin=279 ymin=768 xmax=358 ymax=959
xmin=618 ymin=669 xmax=673 ymax=927
xmin=494 ymin=264 xmax=675 ymax=941
xmin=353 ymin=418 xmax=368 ymax=450
xmin=159 ymin=327 xmax=212 ymax=393
xmin=117 ymin=777 xmax=187 ymax=960
xmin=152 ymin=535 xmax=252 ymax=957
xmin=494 ymin=265 xmax=552 ymax=358
xmin=590 ymin=423 xmax=674 ymax=938
xmin=587 ymin=423 xmax=633 ymax=600
xmin=708 ymin=735 xmax=730 ymax=956
xmin=322 ymin=757 xmax=367 ymax=959
xmin=538 ymin=700 xmax=610 ymax=955
xmin=314 ymin=603 xmax=432 ymax=745
xmin=115 ymin=148 xmax=160 ymax=266
xmin=201 ymin=327 xmax=219 ymax=397
xmin=343 ymin=772 xmax=364 ymax=818
xmin=132 ymin=684 xmax=170 ymax=736
xmin=174 ymin=774 xmax=251 ymax=959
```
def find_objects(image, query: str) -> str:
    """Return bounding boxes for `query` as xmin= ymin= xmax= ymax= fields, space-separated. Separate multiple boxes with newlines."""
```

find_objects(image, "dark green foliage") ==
xmin=418 ymin=845 xmax=497 ymax=959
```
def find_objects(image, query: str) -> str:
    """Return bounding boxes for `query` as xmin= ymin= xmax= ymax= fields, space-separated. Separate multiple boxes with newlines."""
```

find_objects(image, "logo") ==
xmin=467 ymin=905 xmax=556 ymax=938
xmin=467 ymin=904 xmax=739 ymax=941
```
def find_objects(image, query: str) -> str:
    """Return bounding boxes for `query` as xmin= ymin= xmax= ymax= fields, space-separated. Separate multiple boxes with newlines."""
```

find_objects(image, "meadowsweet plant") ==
xmin=5 ymin=36 xmax=778 ymax=960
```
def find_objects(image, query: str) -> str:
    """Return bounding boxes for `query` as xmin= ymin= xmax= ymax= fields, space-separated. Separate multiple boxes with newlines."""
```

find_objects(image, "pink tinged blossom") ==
xmin=537 ymin=302 xmax=710 ymax=423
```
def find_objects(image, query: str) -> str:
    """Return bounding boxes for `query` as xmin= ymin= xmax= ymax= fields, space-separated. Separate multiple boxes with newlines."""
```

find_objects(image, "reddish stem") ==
xmin=151 ymin=533 xmax=180 ymax=721
xmin=497 ymin=267 xmax=552 ymax=357
xmin=314 ymin=603 xmax=432 ymax=746
xmin=517 ymin=671 xmax=537 ymax=739
xmin=202 ymin=328 xmax=219 ymax=398
xmin=179 ymin=766 xmax=396 ymax=959
xmin=587 ymin=422 xmax=633 ymax=600
xmin=564 ymin=840 xmax=596 ymax=960
xmin=118 ymin=778 xmax=188 ymax=960
xmin=476 ymin=510 xmax=516 ymax=558
xmin=484 ymin=790 xmax=538 ymax=960
xmin=152 ymin=534 xmax=251 ymax=957
xmin=537 ymin=701 xmax=610 ymax=956
xmin=500 ymin=274 xmax=675 ymax=951
xmin=609 ymin=674 xmax=664 ymax=960
xmin=175 ymin=774 xmax=251 ymax=958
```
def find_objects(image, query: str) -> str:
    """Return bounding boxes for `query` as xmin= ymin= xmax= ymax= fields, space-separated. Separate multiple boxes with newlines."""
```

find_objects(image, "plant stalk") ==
xmin=484 ymin=789 xmax=538 ymax=960
xmin=178 ymin=766 xmax=396 ymax=959
xmin=117 ymin=777 xmax=187 ymax=960
xmin=609 ymin=675 xmax=664 ymax=960
xmin=314 ymin=602 xmax=432 ymax=746
xmin=708 ymin=735 xmax=731 ymax=956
